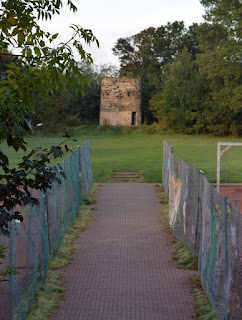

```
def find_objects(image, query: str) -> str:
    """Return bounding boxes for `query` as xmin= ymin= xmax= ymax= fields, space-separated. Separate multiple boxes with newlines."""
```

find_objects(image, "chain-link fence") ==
xmin=0 ymin=140 xmax=93 ymax=320
xmin=162 ymin=141 xmax=173 ymax=199
xmin=162 ymin=140 xmax=241 ymax=320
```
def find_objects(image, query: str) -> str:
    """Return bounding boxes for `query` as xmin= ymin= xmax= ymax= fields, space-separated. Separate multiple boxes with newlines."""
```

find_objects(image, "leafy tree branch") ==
xmin=0 ymin=0 xmax=99 ymax=236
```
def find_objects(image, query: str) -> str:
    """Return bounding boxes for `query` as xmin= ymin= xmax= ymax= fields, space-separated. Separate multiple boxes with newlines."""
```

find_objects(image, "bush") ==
xmin=63 ymin=115 xmax=81 ymax=127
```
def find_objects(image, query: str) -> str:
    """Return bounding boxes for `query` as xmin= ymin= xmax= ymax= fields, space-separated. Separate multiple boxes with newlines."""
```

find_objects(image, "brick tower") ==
xmin=100 ymin=77 xmax=142 ymax=126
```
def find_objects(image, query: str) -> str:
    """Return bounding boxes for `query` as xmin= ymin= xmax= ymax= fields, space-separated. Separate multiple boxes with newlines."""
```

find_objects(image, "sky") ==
xmin=41 ymin=0 xmax=205 ymax=67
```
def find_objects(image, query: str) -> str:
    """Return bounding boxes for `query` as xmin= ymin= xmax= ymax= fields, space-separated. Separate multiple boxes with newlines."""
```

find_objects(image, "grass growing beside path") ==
xmin=156 ymin=185 xmax=197 ymax=270
xmin=27 ymin=187 xmax=98 ymax=320
xmin=191 ymin=275 xmax=217 ymax=320
xmin=26 ymin=272 xmax=63 ymax=320
xmin=1 ymin=127 xmax=242 ymax=183
xmin=156 ymin=186 xmax=216 ymax=319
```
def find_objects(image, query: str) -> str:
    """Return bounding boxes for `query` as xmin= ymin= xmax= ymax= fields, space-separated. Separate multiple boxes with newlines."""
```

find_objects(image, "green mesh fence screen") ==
xmin=0 ymin=140 xmax=93 ymax=320
xmin=162 ymin=141 xmax=173 ymax=199
xmin=162 ymin=140 xmax=242 ymax=319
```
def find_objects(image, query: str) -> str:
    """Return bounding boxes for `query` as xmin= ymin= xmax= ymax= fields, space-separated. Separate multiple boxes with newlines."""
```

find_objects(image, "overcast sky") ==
xmin=41 ymin=0 xmax=205 ymax=66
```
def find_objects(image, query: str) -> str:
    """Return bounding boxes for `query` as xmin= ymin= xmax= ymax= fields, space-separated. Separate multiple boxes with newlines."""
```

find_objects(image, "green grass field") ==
xmin=1 ymin=129 xmax=242 ymax=183
xmin=89 ymin=133 xmax=242 ymax=183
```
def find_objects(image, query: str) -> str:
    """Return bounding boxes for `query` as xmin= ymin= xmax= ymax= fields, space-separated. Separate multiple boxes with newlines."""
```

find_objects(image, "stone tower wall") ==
xmin=100 ymin=77 xmax=142 ymax=126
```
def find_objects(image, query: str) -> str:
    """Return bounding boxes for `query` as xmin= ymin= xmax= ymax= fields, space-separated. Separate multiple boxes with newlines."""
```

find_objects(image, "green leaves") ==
xmin=0 ymin=1 xmax=98 ymax=83
xmin=0 ymin=245 xmax=19 ymax=282
xmin=67 ymin=0 xmax=77 ymax=12
xmin=51 ymin=33 xmax=58 ymax=40
xmin=195 ymin=1 xmax=242 ymax=135
xmin=34 ymin=46 xmax=41 ymax=57
xmin=0 ymin=135 xmax=72 ymax=235
xmin=7 ymin=135 xmax=27 ymax=152
xmin=11 ymin=27 xmax=19 ymax=36
xmin=200 ymin=0 xmax=242 ymax=38
xmin=50 ymin=146 xmax=64 ymax=159
xmin=150 ymin=49 xmax=206 ymax=134
xmin=0 ymin=0 xmax=98 ymax=237
xmin=148 ymin=1 xmax=242 ymax=136
xmin=0 ymin=151 xmax=9 ymax=171
xmin=113 ymin=21 xmax=196 ymax=123
xmin=39 ymin=40 xmax=45 ymax=47
xmin=18 ymin=29 xmax=24 ymax=42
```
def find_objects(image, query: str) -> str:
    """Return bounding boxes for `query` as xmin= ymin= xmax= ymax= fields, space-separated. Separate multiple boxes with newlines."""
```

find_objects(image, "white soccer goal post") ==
xmin=217 ymin=142 xmax=242 ymax=192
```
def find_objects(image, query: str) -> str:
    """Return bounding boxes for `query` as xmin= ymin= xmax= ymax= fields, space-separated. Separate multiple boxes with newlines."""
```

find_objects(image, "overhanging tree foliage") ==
xmin=0 ymin=0 xmax=99 ymax=236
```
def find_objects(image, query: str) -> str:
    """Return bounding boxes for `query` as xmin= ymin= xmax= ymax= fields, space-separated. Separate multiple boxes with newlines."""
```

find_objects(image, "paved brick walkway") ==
xmin=52 ymin=183 xmax=197 ymax=320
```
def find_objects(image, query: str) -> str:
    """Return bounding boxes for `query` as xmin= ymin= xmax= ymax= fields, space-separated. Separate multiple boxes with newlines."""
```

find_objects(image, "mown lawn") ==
xmin=88 ymin=133 xmax=242 ymax=183
xmin=1 ymin=130 xmax=242 ymax=183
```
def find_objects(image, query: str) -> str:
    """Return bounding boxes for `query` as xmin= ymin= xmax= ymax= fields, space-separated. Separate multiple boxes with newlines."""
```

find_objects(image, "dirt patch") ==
xmin=219 ymin=185 xmax=242 ymax=212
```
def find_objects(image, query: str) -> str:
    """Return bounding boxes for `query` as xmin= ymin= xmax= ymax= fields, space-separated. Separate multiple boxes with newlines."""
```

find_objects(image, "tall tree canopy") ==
xmin=150 ymin=49 xmax=209 ymax=134
xmin=139 ymin=0 xmax=241 ymax=135
xmin=113 ymin=21 xmax=199 ymax=122
xmin=200 ymin=0 xmax=241 ymax=38
xmin=196 ymin=0 xmax=242 ymax=135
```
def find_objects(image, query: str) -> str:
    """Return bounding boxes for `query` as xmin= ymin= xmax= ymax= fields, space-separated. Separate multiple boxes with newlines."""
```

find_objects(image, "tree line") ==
xmin=31 ymin=0 xmax=241 ymax=136
xmin=3 ymin=0 xmax=240 ymax=136
xmin=113 ymin=0 xmax=242 ymax=136
xmin=32 ymin=63 xmax=118 ymax=132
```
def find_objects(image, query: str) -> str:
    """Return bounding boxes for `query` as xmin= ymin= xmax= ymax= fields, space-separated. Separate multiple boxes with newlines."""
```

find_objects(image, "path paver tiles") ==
xmin=52 ymin=183 xmax=197 ymax=320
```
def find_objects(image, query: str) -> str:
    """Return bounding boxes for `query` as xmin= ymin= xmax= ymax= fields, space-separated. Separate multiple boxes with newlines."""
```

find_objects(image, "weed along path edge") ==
xmin=51 ymin=183 xmax=197 ymax=320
